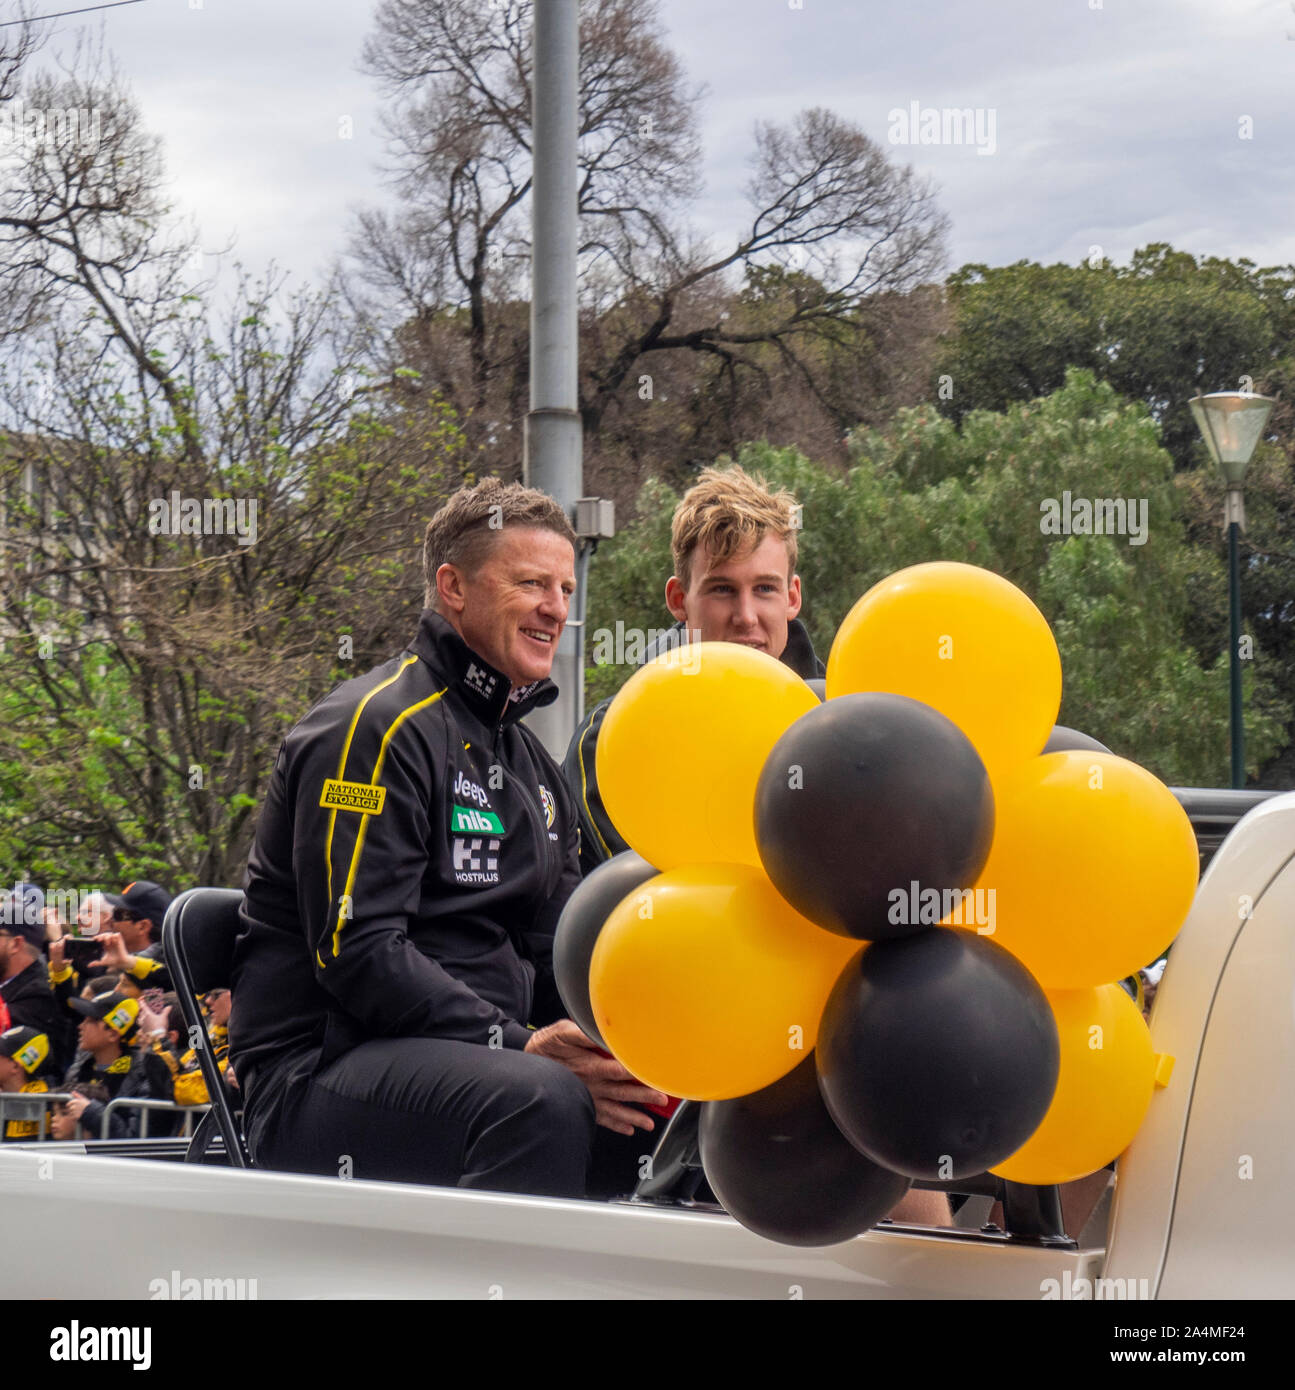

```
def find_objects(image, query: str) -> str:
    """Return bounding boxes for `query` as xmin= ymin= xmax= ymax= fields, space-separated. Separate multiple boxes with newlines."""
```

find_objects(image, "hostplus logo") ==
xmin=463 ymin=662 xmax=499 ymax=699
xmin=453 ymin=837 xmax=501 ymax=885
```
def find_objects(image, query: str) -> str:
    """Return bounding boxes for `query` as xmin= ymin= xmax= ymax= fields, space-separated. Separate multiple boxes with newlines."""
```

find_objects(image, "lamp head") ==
xmin=1189 ymin=392 xmax=1276 ymax=487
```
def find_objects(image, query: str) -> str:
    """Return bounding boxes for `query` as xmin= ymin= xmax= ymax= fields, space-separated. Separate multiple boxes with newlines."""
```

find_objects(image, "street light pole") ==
xmin=1189 ymin=392 xmax=1276 ymax=790
xmin=525 ymin=0 xmax=583 ymax=759
xmin=1226 ymin=503 xmax=1244 ymax=788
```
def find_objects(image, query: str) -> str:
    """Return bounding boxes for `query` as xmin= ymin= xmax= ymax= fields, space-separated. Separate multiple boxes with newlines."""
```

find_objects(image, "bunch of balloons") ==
xmin=555 ymin=562 xmax=1196 ymax=1246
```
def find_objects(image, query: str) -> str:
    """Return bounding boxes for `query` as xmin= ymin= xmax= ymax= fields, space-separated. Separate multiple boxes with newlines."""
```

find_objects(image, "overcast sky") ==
xmin=19 ymin=0 xmax=1295 ymax=291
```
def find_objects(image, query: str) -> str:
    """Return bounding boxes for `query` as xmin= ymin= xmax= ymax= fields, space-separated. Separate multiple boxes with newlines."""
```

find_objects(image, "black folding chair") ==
xmin=160 ymin=887 xmax=251 ymax=1167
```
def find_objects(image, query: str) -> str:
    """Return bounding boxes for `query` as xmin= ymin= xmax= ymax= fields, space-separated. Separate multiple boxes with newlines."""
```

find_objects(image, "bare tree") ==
xmin=0 ymin=35 xmax=210 ymax=455
xmin=351 ymin=0 xmax=949 ymax=492
xmin=0 ymin=2 xmax=39 ymax=99
xmin=355 ymin=0 xmax=701 ymax=414
xmin=0 ymin=1 xmax=45 ymax=336
xmin=581 ymin=107 xmax=948 ymax=435
xmin=0 ymin=47 xmax=466 ymax=886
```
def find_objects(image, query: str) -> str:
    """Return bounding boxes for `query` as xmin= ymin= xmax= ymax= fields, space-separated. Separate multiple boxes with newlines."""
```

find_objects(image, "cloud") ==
xmin=659 ymin=0 xmax=1295 ymax=273
xmin=27 ymin=0 xmax=1295 ymax=287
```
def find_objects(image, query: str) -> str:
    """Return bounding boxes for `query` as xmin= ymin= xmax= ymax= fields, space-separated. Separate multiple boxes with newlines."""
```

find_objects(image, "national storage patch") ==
xmin=320 ymin=779 xmax=387 ymax=814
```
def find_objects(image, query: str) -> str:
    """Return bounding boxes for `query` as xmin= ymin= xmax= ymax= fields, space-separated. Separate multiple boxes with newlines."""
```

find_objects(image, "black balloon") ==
xmin=755 ymin=692 xmax=994 ymax=940
xmin=1042 ymin=724 xmax=1112 ymax=756
xmin=700 ymin=1053 xmax=910 ymax=1246
xmin=816 ymin=928 xmax=1060 ymax=1181
xmin=805 ymin=677 xmax=827 ymax=702
xmin=553 ymin=851 xmax=658 ymax=1048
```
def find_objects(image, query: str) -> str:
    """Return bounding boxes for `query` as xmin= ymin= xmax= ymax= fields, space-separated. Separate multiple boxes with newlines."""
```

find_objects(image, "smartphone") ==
xmin=62 ymin=936 xmax=104 ymax=972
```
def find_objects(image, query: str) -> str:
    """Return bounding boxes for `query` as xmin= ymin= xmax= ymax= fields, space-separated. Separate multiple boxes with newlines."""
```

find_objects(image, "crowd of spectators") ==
xmin=0 ymin=881 xmax=234 ymax=1143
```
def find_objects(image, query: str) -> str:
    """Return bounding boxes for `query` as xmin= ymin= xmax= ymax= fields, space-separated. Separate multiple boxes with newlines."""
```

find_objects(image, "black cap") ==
xmin=0 ymin=883 xmax=46 ymax=949
xmin=105 ymin=881 xmax=172 ymax=928
xmin=68 ymin=991 xmax=140 ymax=1040
xmin=0 ymin=1025 xmax=53 ymax=1074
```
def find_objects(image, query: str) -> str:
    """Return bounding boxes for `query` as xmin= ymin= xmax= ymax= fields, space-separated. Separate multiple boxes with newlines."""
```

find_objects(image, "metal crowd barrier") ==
xmin=100 ymin=1097 xmax=211 ymax=1140
xmin=0 ymin=1092 xmax=210 ymax=1141
xmin=0 ymin=1090 xmax=75 ymax=1141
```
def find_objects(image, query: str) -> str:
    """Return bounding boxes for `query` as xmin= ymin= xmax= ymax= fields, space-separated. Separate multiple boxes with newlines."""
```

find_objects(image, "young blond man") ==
xmin=561 ymin=465 xmax=952 ymax=1227
xmin=563 ymin=465 xmax=825 ymax=874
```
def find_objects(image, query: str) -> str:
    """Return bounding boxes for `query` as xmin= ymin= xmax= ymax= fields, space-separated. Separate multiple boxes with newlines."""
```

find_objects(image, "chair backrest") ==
xmin=160 ymin=888 xmax=249 ymax=1167
xmin=162 ymin=886 xmax=244 ymax=995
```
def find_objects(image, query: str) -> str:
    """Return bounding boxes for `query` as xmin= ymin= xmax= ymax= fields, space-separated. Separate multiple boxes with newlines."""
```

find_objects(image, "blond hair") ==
xmin=671 ymin=465 xmax=800 ymax=591
xmin=422 ymin=477 xmax=576 ymax=608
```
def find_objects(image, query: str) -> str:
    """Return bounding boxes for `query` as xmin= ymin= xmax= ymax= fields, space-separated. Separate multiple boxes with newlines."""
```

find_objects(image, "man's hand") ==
xmin=48 ymin=938 xmax=66 ymax=971
xmin=92 ymin=932 xmax=135 ymax=974
xmin=65 ymin=1092 xmax=90 ymax=1121
xmin=524 ymin=1020 xmax=668 ymax=1136
xmin=137 ymin=1000 xmax=167 ymax=1041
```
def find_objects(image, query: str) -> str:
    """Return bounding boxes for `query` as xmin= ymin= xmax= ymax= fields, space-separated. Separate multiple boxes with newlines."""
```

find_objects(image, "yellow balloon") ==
xmin=598 ymin=642 xmax=818 ymax=870
xmin=991 ymin=984 xmax=1156 ymax=1185
xmin=974 ymin=752 xmax=1198 ymax=990
xmin=825 ymin=562 xmax=1061 ymax=782
xmin=589 ymin=863 xmax=860 ymax=1100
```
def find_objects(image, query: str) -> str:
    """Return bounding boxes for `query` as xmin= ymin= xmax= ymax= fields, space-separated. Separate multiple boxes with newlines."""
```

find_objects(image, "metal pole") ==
xmin=1227 ymin=515 xmax=1244 ymax=788
xmin=525 ymin=0 xmax=583 ymax=759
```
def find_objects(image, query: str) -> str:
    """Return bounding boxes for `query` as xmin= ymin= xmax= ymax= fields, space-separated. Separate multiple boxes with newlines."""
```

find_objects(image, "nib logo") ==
xmin=451 ymin=804 xmax=505 ymax=835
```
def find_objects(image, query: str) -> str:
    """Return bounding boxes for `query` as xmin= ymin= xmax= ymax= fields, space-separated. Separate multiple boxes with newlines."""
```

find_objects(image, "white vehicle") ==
xmin=2 ymin=787 xmax=1290 ymax=1300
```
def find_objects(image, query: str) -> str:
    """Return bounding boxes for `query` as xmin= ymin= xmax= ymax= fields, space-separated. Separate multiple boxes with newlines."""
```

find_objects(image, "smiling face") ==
xmin=664 ymin=533 xmax=802 ymax=657
xmin=437 ymin=526 xmax=576 ymax=688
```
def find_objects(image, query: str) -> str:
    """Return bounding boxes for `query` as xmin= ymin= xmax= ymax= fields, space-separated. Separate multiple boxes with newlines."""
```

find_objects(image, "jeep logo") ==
xmin=453 ymin=770 xmax=490 ymax=808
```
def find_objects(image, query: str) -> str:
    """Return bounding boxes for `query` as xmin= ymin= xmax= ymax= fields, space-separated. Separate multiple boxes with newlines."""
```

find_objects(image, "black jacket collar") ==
xmin=781 ymin=618 xmax=827 ymax=680
xmin=410 ymin=609 xmax=559 ymax=728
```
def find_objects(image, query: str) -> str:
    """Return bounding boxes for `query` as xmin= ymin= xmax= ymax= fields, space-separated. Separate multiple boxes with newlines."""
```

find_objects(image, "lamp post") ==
xmin=1188 ymin=391 xmax=1276 ymax=788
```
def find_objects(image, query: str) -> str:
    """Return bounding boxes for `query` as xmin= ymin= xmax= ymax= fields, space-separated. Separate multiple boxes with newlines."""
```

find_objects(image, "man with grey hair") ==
xmin=77 ymin=892 xmax=113 ymax=938
xmin=231 ymin=478 xmax=665 ymax=1197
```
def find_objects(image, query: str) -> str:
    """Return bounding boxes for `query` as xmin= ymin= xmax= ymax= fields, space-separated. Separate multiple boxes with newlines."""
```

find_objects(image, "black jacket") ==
xmin=0 ymin=959 xmax=72 ymax=1073
xmin=64 ymin=1045 xmax=176 ymax=1139
xmin=124 ymin=941 xmax=171 ymax=993
xmin=229 ymin=610 xmax=581 ymax=1144
xmin=562 ymin=618 xmax=826 ymax=874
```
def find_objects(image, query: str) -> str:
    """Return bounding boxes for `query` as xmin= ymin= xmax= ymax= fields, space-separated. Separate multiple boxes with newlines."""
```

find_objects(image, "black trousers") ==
xmin=250 ymin=1037 xmax=616 ymax=1199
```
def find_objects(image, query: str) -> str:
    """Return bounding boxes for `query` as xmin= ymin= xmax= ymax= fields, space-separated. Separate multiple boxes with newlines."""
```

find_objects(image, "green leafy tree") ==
xmin=586 ymin=370 xmax=1289 ymax=787
xmin=934 ymin=247 xmax=1295 ymax=780
xmin=936 ymin=245 xmax=1294 ymax=467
